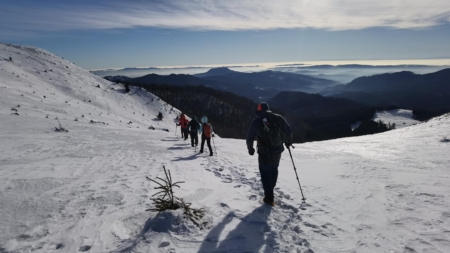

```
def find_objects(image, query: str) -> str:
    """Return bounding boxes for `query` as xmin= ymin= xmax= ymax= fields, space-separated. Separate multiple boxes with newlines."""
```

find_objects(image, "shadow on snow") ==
xmin=172 ymin=153 xmax=199 ymax=161
xmin=197 ymin=205 xmax=274 ymax=253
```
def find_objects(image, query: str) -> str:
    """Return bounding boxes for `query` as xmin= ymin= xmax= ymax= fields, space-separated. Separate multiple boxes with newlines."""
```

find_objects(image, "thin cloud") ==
xmin=1 ymin=0 xmax=450 ymax=34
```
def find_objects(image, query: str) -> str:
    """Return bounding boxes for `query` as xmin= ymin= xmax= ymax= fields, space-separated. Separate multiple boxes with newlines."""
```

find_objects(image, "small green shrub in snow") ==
xmin=54 ymin=120 xmax=68 ymax=132
xmin=146 ymin=166 xmax=206 ymax=228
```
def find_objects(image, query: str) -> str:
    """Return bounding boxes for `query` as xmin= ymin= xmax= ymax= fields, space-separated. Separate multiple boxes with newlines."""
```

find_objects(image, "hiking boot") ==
xmin=209 ymin=153 xmax=213 ymax=156
xmin=263 ymin=197 xmax=275 ymax=207
xmin=199 ymin=150 xmax=203 ymax=153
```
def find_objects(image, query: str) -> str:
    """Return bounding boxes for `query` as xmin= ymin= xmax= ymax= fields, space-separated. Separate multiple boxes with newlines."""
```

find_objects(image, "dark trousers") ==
xmin=182 ymin=128 xmax=189 ymax=140
xmin=200 ymin=134 xmax=212 ymax=154
xmin=190 ymin=132 xmax=198 ymax=147
xmin=258 ymin=153 xmax=282 ymax=202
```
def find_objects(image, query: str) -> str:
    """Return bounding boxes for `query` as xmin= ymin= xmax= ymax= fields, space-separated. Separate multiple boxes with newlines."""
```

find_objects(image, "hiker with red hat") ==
xmin=199 ymin=116 xmax=214 ymax=156
xmin=177 ymin=113 xmax=189 ymax=140
xmin=246 ymin=102 xmax=293 ymax=206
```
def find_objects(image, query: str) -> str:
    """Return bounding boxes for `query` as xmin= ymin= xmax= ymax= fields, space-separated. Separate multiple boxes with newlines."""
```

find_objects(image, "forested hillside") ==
xmin=125 ymin=83 xmax=312 ymax=142
xmin=121 ymin=81 xmax=394 ymax=142
xmin=142 ymin=84 xmax=254 ymax=139
xmin=268 ymin=91 xmax=379 ymax=139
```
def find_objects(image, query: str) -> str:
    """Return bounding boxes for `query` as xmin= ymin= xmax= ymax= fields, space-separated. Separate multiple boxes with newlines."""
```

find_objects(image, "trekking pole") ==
xmin=287 ymin=146 xmax=306 ymax=202
xmin=212 ymin=136 xmax=217 ymax=155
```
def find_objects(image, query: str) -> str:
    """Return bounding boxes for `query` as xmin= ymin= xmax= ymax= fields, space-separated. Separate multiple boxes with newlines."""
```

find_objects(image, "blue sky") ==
xmin=1 ymin=0 xmax=450 ymax=70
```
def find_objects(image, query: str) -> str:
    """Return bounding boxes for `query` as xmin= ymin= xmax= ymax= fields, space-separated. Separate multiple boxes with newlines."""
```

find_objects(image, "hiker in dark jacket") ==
xmin=188 ymin=116 xmax=201 ymax=147
xmin=246 ymin=102 xmax=293 ymax=206
xmin=199 ymin=116 xmax=214 ymax=156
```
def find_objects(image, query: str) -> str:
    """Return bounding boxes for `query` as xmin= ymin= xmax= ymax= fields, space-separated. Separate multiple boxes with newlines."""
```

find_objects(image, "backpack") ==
xmin=260 ymin=113 xmax=286 ymax=148
xmin=203 ymin=123 xmax=212 ymax=137
xmin=179 ymin=116 xmax=188 ymax=128
xmin=190 ymin=120 xmax=200 ymax=132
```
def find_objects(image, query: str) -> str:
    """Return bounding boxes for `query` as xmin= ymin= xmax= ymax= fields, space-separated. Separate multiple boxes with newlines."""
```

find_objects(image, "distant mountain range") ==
xmin=104 ymin=75 xmax=131 ymax=82
xmin=120 ymin=67 xmax=338 ymax=101
xmin=321 ymin=68 xmax=450 ymax=111
xmin=193 ymin=67 xmax=237 ymax=77
xmin=107 ymin=67 xmax=450 ymax=137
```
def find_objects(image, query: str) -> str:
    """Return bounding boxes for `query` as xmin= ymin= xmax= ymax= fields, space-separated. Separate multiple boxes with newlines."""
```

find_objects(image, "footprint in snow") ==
xmin=249 ymin=195 xmax=257 ymax=200
xmin=159 ymin=242 xmax=170 ymax=248
xmin=79 ymin=245 xmax=91 ymax=252
xmin=303 ymin=222 xmax=319 ymax=229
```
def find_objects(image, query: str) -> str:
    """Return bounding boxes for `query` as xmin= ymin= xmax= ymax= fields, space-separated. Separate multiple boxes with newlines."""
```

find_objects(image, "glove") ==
xmin=212 ymin=133 xmax=215 ymax=137
xmin=285 ymin=142 xmax=292 ymax=149
xmin=248 ymin=148 xmax=255 ymax=156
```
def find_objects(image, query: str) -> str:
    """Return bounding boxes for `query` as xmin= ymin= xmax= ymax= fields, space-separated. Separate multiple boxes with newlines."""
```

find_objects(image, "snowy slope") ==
xmin=0 ymin=43 xmax=179 ymax=130
xmin=372 ymin=109 xmax=420 ymax=128
xmin=1 ymin=43 xmax=450 ymax=253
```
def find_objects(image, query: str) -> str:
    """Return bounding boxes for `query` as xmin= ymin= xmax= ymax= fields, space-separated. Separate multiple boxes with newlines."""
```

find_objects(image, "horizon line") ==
xmin=89 ymin=58 xmax=450 ymax=71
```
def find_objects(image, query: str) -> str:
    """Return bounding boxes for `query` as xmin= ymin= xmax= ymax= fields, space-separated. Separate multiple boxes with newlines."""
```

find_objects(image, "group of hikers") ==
xmin=176 ymin=113 xmax=215 ymax=156
xmin=170 ymin=102 xmax=295 ymax=207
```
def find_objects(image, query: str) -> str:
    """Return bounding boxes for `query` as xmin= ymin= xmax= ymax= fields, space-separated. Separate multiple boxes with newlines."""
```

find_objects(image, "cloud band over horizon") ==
xmin=2 ymin=0 xmax=450 ymax=37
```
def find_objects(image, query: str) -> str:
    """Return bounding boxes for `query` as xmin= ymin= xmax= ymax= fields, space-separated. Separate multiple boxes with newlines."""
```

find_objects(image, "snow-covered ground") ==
xmin=1 ymin=43 xmax=450 ymax=253
xmin=372 ymin=109 xmax=420 ymax=129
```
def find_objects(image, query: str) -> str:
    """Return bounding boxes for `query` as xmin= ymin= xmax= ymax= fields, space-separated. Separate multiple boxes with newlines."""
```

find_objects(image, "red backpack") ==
xmin=179 ymin=116 xmax=188 ymax=128
xmin=203 ymin=123 xmax=212 ymax=137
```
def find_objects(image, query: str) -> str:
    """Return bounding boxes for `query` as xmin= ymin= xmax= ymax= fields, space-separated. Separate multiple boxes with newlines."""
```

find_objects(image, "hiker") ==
xmin=188 ymin=116 xmax=201 ymax=147
xmin=177 ymin=113 xmax=189 ymax=140
xmin=199 ymin=116 xmax=214 ymax=156
xmin=246 ymin=102 xmax=293 ymax=206
xmin=157 ymin=111 xmax=163 ymax=121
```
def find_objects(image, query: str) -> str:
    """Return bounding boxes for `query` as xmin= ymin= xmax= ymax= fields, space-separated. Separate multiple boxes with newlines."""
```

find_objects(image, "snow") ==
xmin=351 ymin=121 xmax=361 ymax=131
xmin=1 ymin=43 xmax=450 ymax=253
xmin=372 ymin=109 xmax=420 ymax=129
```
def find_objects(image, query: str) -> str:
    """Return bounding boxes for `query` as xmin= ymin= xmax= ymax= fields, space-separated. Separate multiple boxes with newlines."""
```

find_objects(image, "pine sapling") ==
xmin=146 ymin=166 xmax=205 ymax=228
xmin=54 ymin=120 xmax=69 ymax=132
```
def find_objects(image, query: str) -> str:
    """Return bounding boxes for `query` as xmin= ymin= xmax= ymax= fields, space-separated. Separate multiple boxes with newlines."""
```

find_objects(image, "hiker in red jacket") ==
xmin=177 ymin=113 xmax=189 ymax=140
xmin=199 ymin=116 xmax=214 ymax=156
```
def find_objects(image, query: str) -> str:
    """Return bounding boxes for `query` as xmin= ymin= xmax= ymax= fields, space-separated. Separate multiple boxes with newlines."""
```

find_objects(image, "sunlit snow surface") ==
xmin=372 ymin=109 xmax=420 ymax=129
xmin=1 ymin=43 xmax=450 ymax=253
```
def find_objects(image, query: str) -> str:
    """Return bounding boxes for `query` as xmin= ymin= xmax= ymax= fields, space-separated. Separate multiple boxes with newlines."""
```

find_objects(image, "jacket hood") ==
xmin=201 ymin=116 xmax=208 ymax=123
